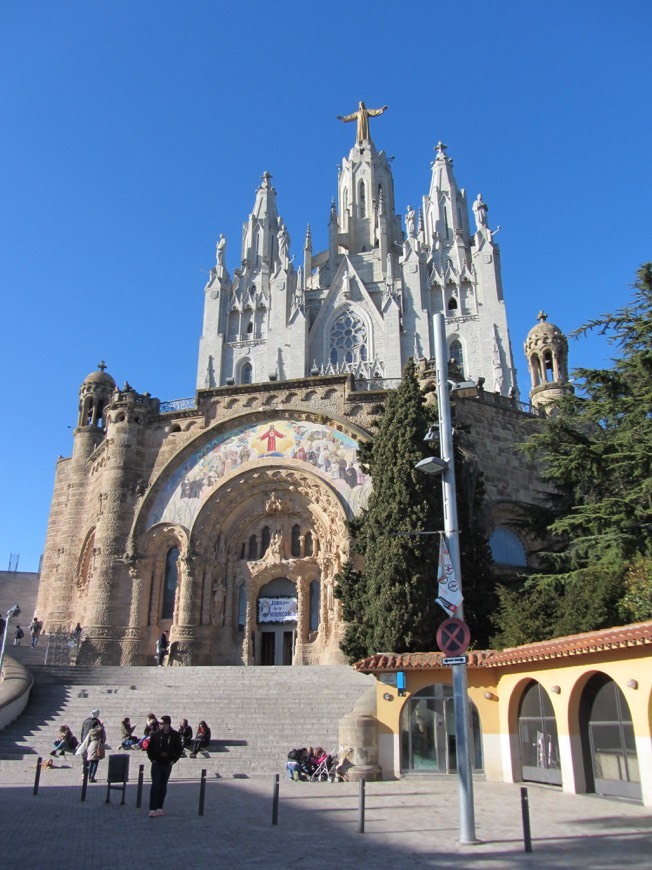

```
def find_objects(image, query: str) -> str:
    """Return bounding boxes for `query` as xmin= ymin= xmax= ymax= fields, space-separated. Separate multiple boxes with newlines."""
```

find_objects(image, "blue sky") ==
xmin=1 ymin=1 xmax=650 ymax=571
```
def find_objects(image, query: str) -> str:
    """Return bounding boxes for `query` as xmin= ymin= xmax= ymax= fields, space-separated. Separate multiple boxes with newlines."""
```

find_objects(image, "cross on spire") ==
xmin=98 ymin=360 xmax=107 ymax=372
xmin=537 ymin=311 xmax=548 ymax=323
xmin=435 ymin=141 xmax=448 ymax=155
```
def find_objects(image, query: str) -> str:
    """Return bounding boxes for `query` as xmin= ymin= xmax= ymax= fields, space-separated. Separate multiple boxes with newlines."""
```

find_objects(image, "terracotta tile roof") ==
xmin=353 ymin=620 xmax=652 ymax=672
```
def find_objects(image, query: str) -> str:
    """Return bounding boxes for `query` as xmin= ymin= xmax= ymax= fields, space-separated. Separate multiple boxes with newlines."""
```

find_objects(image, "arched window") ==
xmin=518 ymin=681 xmax=561 ymax=785
xmin=580 ymin=673 xmax=641 ymax=800
xmin=329 ymin=310 xmax=369 ymax=368
xmin=239 ymin=543 xmax=246 ymax=560
xmin=161 ymin=546 xmax=179 ymax=620
xmin=291 ymin=524 xmax=301 ymax=558
xmin=449 ymin=339 xmax=464 ymax=376
xmin=305 ymin=531 xmax=314 ymax=557
xmin=237 ymin=584 xmax=246 ymax=631
xmin=358 ymin=180 xmax=366 ymax=218
xmin=261 ymin=525 xmax=271 ymax=557
xmin=543 ymin=350 xmax=554 ymax=382
xmin=489 ymin=528 xmax=527 ymax=567
xmin=447 ymin=296 xmax=458 ymax=312
xmin=400 ymin=684 xmax=483 ymax=772
xmin=530 ymin=354 xmax=542 ymax=387
xmin=240 ymin=362 xmax=252 ymax=384
xmin=248 ymin=535 xmax=258 ymax=560
xmin=309 ymin=580 xmax=320 ymax=632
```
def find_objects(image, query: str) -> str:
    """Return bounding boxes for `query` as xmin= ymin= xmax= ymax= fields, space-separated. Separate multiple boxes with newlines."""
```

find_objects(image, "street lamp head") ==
xmin=423 ymin=425 xmax=439 ymax=443
xmin=415 ymin=456 xmax=448 ymax=477
xmin=6 ymin=604 xmax=20 ymax=619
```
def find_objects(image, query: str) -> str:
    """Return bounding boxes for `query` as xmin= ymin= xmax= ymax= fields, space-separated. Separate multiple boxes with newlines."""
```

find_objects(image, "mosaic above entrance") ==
xmin=146 ymin=419 xmax=371 ymax=530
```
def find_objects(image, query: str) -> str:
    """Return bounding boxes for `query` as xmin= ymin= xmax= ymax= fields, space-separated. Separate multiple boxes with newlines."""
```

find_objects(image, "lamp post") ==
xmin=416 ymin=311 xmax=477 ymax=844
xmin=0 ymin=604 xmax=21 ymax=681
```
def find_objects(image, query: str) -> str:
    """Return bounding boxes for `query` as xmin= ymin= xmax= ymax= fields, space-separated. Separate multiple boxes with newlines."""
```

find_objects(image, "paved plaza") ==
xmin=0 ymin=759 xmax=650 ymax=868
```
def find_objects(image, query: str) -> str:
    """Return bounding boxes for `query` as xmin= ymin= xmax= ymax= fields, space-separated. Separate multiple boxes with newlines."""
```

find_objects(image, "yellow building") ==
xmin=355 ymin=621 xmax=652 ymax=806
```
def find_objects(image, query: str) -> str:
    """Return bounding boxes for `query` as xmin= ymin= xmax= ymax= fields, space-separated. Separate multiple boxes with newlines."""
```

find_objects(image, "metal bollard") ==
xmin=136 ymin=764 xmax=144 ymax=808
xmin=520 ymin=786 xmax=533 ymax=853
xmin=358 ymin=778 xmax=366 ymax=834
xmin=272 ymin=773 xmax=279 ymax=825
xmin=33 ymin=758 xmax=43 ymax=796
xmin=80 ymin=766 xmax=89 ymax=802
xmin=199 ymin=769 xmax=207 ymax=816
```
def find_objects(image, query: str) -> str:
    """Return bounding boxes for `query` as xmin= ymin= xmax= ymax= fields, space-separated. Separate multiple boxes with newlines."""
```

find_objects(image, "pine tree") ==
xmin=336 ymin=359 xmax=495 ymax=660
xmin=492 ymin=264 xmax=652 ymax=646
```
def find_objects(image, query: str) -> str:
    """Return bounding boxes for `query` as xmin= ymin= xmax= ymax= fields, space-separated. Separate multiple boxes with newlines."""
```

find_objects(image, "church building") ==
xmin=36 ymin=104 xmax=569 ymax=666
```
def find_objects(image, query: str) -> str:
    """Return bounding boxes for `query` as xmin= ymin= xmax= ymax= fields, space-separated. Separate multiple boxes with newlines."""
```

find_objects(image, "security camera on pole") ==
xmin=0 ymin=604 xmax=21 ymax=681
xmin=415 ymin=312 xmax=477 ymax=845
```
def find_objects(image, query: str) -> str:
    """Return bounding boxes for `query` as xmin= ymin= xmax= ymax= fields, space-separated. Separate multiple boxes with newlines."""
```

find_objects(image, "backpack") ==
xmin=16 ymin=628 xmax=24 ymax=639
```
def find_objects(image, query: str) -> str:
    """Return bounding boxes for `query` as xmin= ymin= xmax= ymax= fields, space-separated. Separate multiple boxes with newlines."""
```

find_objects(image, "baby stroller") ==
xmin=310 ymin=749 xmax=338 ymax=782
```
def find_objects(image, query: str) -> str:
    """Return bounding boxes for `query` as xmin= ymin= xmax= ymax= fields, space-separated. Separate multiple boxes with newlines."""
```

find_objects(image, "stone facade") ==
xmin=36 ymin=116 xmax=564 ymax=666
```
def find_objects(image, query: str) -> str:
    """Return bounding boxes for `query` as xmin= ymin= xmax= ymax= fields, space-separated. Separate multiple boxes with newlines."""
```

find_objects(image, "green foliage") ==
xmin=492 ymin=264 xmax=652 ymax=646
xmin=618 ymin=556 xmax=652 ymax=623
xmin=336 ymin=359 xmax=495 ymax=660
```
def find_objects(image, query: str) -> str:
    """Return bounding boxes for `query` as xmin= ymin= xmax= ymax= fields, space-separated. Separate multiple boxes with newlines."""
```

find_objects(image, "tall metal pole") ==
xmin=434 ymin=312 xmax=477 ymax=844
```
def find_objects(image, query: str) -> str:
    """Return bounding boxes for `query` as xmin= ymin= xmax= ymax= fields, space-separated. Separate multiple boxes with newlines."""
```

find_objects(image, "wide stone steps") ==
xmin=0 ymin=665 xmax=374 ymax=776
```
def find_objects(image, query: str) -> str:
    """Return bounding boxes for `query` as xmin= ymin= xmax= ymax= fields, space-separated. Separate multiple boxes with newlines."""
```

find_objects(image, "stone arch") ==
xmin=187 ymin=465 xmax=350 ymax=665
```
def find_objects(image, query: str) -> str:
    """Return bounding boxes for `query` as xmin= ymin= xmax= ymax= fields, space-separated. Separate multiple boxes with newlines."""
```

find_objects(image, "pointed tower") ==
xmin=525 ymin=312 xmax=572 ymax=412
xmin=420 ymin=141 xmax=518 ymax=396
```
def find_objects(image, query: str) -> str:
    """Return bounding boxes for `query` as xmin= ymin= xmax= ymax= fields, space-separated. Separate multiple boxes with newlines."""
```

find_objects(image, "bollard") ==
xmin=136 ymin=764 xmax=144 ymax=808
xmin=272 ymin=773 xmax=279 ymax=825
xmin=199 ymin=769 xmax=207 ymax=816
xmin=80 ymin=766 xmax=89 ymax=802
xmin=520 ymin=786 xmax=533 ymax=853
xmin=358 ymin=778 xmax=366 ymax=834
xmin=33 ymin=757 xmax=43 ymax=796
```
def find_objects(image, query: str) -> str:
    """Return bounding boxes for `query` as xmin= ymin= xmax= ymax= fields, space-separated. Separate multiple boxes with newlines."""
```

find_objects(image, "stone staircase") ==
xmin=0 ymin=665 xmax=375 ymax=777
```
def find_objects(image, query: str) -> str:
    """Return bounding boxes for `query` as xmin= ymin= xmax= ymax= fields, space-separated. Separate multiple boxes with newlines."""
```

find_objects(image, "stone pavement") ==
xmin=0 ymin=759 xmax=650 ymax=868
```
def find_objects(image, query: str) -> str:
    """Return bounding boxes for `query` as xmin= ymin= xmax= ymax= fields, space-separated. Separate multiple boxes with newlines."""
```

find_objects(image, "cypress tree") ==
xmin=337 ymin=359 xmax=495 ymax=660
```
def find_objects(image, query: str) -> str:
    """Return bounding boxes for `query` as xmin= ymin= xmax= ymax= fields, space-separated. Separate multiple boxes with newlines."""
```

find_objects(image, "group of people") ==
xmin=12 ymin=616 xmax=44 ymax=647
xmin=50 ymin=708 xmax=213 ymax=816
xmin=286 ymin=746 xmax=332 ymax=781
xmin=120 ymin=714 xmax=211 ymax=758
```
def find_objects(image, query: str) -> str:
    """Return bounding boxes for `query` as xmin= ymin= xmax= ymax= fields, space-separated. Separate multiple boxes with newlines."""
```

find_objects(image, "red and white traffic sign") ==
xmin=436 ymin=617 xmax=471 ymax=656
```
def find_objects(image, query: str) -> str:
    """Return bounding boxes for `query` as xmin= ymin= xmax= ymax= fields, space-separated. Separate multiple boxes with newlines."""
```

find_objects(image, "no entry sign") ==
xmin=436 ymin=617 xmax=471 ymax=656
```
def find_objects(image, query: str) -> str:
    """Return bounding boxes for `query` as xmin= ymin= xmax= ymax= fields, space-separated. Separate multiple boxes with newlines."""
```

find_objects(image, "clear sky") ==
xmin=1 ymin=1 xmax=650 ymax=572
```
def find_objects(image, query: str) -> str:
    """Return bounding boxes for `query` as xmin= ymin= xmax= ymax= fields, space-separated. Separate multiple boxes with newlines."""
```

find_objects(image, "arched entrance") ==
xmin=400 ymin=684 xmax=483 ymax=773
xmin=579 ymin=674 xmax=641 ymax=800
xmin=256 ymin=577 xmax=297 ymax=665
xmin=518 ymin=681 xmax=561 ymax=785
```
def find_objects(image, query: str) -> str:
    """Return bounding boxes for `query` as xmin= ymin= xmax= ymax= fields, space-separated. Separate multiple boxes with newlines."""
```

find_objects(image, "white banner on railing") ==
xmin=258 ymin=597 xmax=298 ymax=623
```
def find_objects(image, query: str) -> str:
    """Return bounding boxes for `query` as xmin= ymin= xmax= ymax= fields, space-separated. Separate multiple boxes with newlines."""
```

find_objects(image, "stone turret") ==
xmin=525 ymin=312 xmax=572 ymax=411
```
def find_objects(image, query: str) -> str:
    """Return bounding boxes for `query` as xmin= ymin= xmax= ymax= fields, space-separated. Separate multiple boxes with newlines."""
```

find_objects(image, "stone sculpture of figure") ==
xmin=337 ymin=101 xmax=388 ymax=145
xmin=216 ymin=234 xmax=227 ymax=267
xmin=277 ymin=223 xmax=290 ymax=266
xmin=211 ymin=580 xmax=226 ymax=625
xmin=405 ymin=205 xmax=417 ymax=238
xmin=264 ymin=529 xmax=284 ymax=563
xmin=473 ymin=194 xmax=488 ymax=231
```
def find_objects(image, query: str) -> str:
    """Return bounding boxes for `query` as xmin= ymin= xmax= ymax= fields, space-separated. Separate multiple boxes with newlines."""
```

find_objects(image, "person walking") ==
xmin=30 ymin=617 xmax=42 ymax=647
xmin=156 ymin=632 xmax=169 ymax=666
xmin=146 ymin=715 xmax=182 ymax=817
xmin=13 ymin=625 xmax=24 ymax=646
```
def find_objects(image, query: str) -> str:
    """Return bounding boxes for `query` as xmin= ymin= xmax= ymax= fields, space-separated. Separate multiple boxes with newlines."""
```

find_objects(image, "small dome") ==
xmin=81 ymin=362 xmax=116 ymax=390
xmin=525 ymin=312 xmax=567 ymax=351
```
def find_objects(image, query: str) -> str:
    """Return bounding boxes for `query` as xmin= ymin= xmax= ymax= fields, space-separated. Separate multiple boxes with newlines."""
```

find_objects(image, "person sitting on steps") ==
xmin=50 ymin=724 xmax=79 ymax=757
xmin=188 ymin=720 xmax=211 ymax=757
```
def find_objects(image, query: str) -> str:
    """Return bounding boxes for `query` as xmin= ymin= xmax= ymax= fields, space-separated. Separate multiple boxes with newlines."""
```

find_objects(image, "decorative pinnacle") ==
xmin=537 ymin=310 xmax=548 ymax=323
xmin=261 ymin=170 xmax=272 ymax=186
xmin=435 ymin=140 xmax=448 ymax=155
xmin=304 ymin=223 xmax=312 ymax=249
xmin=98 ymin=360 xmax=107 ymax=372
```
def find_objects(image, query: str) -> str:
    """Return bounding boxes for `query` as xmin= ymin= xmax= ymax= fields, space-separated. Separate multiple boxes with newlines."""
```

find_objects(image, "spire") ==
xmin=304 ymin=223 xmax=312 ymax=250
xmin=426 ymin=141 xmax=469 ymax=244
